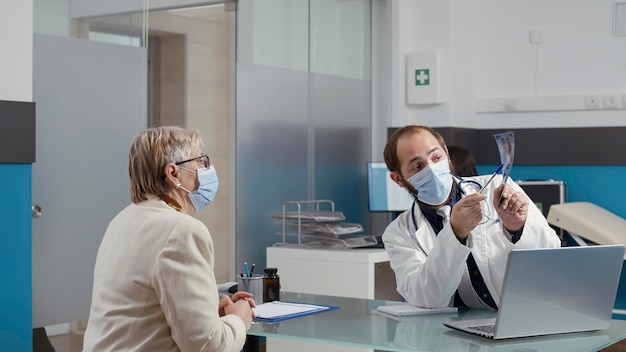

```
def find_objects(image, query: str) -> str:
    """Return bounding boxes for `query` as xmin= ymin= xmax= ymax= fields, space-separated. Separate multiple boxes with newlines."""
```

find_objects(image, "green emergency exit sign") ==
xmin=415 ymin=69 xmax=430 ymax=86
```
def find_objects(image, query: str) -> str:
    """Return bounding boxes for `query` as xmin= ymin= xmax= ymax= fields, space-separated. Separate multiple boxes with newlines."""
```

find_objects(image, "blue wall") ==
xmin=477 ymin=165 xmax=626 ymax=219
xmin=0 ymin=164 xmax=32 ymax=350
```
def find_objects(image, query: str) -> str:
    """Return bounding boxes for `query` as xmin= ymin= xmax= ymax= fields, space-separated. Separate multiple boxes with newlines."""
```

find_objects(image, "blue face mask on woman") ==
xmin=179 ymin=165 xmax=219 ymax=212
xmin=406 ymin=159 xmax=453 ymax=206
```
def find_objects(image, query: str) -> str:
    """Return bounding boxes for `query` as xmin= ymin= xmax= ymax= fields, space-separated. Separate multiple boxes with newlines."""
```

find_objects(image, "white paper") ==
xmin=253 ymin=301 xmax=329 ymax=319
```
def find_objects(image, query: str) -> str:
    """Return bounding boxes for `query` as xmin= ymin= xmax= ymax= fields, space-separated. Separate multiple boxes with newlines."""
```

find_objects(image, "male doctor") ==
xmin=382 ymin=125 xmax=560 ymax=309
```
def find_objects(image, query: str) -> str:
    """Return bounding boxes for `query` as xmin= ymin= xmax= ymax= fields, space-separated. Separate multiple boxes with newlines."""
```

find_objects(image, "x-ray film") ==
xmin=494 ymin=131 xmax=515 ymax=185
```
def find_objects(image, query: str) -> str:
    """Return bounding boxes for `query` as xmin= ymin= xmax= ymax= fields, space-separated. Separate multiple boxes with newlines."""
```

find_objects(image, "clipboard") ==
xmin=253 ymin=301 xmax=339 ymax=322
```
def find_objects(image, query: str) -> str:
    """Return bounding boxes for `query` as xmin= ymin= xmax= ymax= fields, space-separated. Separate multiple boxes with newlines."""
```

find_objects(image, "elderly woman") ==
xmin=83 ymin=126 xmax=254 ymax=352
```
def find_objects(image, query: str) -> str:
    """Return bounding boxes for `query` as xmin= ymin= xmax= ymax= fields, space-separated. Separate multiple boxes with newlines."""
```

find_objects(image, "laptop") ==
xmin=444 ymin=245 xmax=625 ymax=339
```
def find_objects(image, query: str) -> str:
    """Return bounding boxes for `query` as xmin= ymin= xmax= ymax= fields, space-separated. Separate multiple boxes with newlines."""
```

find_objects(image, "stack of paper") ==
xmin=377 ymin=304 xmax=457 ymax=317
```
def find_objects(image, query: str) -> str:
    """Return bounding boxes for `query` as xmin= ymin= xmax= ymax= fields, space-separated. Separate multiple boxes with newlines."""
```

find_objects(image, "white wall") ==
xmin=0 ymin=0 xmax=33 ymax=101
xmin=390 ymin=0 xmax=454 ymax=128
xmin=390 ymin=0 xmax=626 ymax=129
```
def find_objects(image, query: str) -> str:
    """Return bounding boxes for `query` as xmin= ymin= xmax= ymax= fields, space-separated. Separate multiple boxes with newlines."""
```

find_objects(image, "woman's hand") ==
xmin=219 ymin=292 xmax=257 ymax=318
xmin=221 ymin=294 xmax=256 ymax=330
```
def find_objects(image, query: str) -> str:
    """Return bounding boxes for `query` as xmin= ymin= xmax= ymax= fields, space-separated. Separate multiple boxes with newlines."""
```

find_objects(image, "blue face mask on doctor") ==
xmin=178 ymin=165 xmax=219 ymax=212
xmin=405 ymin=159 xmax=453 ymax=206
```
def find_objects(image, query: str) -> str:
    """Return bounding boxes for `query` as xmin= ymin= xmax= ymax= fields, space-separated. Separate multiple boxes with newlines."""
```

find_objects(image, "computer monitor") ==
xmin=515 ymin=180 xmax=565 ymax=218
xmin=516 ymin=180 xmax=566 ymax=244
xmin=367 ymin=162 xmax=414 ymax=212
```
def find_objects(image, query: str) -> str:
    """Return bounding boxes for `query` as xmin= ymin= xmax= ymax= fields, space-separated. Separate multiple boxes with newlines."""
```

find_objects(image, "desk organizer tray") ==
xmin=271 ymin=199 xmax=369 ymax=248
xmin=286 ymin=222 xmax=363 ymax=235
xmin=270 ymin=210 xmax=345 ymax=223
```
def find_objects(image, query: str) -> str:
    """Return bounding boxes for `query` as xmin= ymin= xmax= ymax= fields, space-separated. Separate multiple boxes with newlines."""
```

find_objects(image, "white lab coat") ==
xmin=382 ymin=175 xmax=561 ymax=309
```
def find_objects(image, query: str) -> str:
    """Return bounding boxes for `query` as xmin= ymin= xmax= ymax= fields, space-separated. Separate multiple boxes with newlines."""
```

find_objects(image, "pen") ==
xmin=479 ymin=164 xmax=504 ymax=194
xmin=250 ymin=263 xmax=256 ymax=276
xmin=244 ymin=262 xmax=250 ymax=277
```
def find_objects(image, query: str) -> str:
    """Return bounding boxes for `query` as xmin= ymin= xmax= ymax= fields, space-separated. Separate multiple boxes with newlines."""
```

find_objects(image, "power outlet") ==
xmin=603 ymin=95 xmax=618 ymax=109
xmin=585 ymin=96 xmax=600 ymax=109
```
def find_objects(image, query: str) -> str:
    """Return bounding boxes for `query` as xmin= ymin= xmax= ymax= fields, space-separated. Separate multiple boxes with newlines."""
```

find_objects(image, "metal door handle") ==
xmin=32 ymin=204 xmax=42 ymax=218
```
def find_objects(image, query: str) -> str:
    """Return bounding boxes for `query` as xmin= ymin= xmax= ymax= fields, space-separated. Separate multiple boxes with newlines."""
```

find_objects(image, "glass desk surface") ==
xmin=247 ymin=292 xmax=626 ymax=352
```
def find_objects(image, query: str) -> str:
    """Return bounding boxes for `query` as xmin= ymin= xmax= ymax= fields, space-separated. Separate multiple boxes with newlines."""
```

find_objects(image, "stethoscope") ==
xmin=454 ymin=175 xmax=485 ymax=196
xmin=410 ymin=176 xmax=494 ymax=232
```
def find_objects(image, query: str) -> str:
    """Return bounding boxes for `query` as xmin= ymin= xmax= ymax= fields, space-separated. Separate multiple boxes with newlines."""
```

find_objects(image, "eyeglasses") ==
xmin=175 ymin=154 xmax=210 ymax=169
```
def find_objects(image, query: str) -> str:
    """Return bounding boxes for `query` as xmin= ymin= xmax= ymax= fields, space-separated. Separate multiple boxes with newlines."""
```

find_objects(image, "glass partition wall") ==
xmin=32 ymin=1 xmax=372 ymax=346
xmin=235 ymin=0 xmax=372 ymax=275
xmin=32 ymin=0 xmax=149 ymax=336
xmin=33 ymin=0 xmax=236 ymax=332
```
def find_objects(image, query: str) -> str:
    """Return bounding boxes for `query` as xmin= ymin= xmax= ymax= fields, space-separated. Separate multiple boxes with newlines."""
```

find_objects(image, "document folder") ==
xmin=253 ymin=301 xmax=339 ymax=322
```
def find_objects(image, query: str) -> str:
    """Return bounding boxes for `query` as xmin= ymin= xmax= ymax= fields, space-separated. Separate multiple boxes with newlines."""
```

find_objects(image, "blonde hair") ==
xmin=128 ymin=126 xmax=203 ymax=203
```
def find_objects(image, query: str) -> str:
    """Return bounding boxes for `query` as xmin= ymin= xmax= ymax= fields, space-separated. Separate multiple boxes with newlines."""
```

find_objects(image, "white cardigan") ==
xmin=382 ymin=175 xmax=561 ymax=309
xmin=83 ymin=195 xmax=246 ymax=352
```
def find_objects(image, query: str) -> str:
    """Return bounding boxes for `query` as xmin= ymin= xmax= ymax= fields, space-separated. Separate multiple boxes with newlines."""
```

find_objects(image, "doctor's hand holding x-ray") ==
xmin=382 ymin=125 xmax=559 ymax=309
xmin=493 ymin=183 xmax=529 ymax=232
xmin=426 ymin=182 xmax=529 ymax=240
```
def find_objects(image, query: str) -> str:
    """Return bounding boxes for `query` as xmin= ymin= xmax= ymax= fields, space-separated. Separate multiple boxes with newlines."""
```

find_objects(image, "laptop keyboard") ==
xmin=469 ymin=324 xmax=495 ymax=335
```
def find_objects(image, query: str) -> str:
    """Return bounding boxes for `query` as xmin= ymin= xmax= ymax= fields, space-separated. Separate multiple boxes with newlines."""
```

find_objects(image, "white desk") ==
xmin=265 ymin=247 xmax=401 ymax=352
xmin=266 ymin=246 xmax=401 ymax=301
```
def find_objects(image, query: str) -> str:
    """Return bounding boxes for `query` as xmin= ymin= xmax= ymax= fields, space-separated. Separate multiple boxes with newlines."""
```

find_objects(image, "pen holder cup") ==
xmin=236 ymin=274 xmax=264 ymax=300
